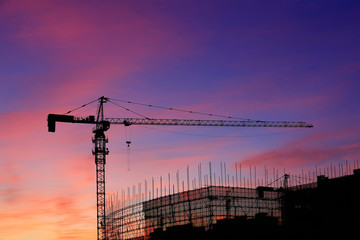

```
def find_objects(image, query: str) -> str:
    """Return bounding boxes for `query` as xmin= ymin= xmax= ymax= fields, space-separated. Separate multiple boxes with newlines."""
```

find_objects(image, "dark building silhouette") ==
xmin=282 ymin=170 xmax=360 ymax=240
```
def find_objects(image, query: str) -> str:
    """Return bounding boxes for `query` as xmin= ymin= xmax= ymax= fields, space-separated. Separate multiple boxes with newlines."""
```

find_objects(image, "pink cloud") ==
xmin=236 ymin=120 xmax=360 ymax=171
xmin=0 ymin=193 xmax=96 ymax=240
xmin=0 ymin=110 xmax=41 ymax=140
xmin=241 ymin=140 xmax=360 ymax=171
xmin=0 ymin=109 xmax=98 ymax=239
xmin=2 ymin=0 xmax=207 ymax=112
xmin=241 ymin=147 xmax=340 ymax=168
xmin=4 ymin=0 xmax=200 ymax=62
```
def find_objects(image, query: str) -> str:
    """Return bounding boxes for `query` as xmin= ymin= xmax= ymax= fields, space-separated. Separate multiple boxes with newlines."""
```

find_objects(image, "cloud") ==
xmin=241 ymin=132 xmax=360 ymax=170
xmin=1 ymin=0 xmax=210 ymax=111
xmin=242 ymin=147 xmax=340 ymax=168
xmin=3 ymin=0 xmax=200 ymax=61
xmin=0 ymin=109 xmax=97 ymax=240
xmin=0 ymin=176 xmax=97 ymax=239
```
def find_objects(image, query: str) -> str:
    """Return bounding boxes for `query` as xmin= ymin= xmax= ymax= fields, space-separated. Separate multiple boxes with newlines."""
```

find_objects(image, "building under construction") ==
xmin=105 ymin=163 xmax=360 ymax=239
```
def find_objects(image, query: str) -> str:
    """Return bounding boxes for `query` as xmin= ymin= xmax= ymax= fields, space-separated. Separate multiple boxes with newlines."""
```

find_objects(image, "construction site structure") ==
xmin=47 ymin=96 xmax=313 ymax=240
xmin=105 ymin=161 xmax=360 ymax=240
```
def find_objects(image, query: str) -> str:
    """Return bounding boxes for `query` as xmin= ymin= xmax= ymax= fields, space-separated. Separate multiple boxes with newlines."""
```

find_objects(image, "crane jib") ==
xmin=48 ymin=114 xmax=313 ymax=133
xmin=105 ymin=118 xmax=313 ymax=128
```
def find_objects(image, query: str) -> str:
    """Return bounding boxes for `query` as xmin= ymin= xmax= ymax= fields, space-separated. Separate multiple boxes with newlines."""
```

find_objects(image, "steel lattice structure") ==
xmin=106 ymin=118 xmax=312 ymax=128
xmin=105 ymin=186 xmax=281 ymax=240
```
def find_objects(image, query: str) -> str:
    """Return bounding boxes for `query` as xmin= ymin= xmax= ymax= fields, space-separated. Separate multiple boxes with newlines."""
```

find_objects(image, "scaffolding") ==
xmin=105 ymin=161 xmax=360 ymax=239
xmin=106 ymin=185 xmax=281 ymax=239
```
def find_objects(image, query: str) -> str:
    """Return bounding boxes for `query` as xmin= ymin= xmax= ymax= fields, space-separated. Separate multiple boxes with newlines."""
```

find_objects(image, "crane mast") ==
xmin=92 ymin=97 xmax=109 ymax=240
xmin=47 ymin=96 xmax=313 ymax=240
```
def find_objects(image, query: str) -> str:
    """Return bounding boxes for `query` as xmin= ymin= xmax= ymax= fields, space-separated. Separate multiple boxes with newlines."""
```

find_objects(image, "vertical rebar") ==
xmin=152 ymin=177 xmax=154 ymax=201
xmin=187 ymin=166 xmax=190 ymax=191
xmin=224 ymin=162 xmax=227 ymax=186
xmin=168 ymin=173 xmax=171 ymax=196
xmin=145 ymin=180 xmax=147 ymax=201
xmin=235 ymin=162 xmax=238 ymax=187
xmin=209 ymin=162 xmax=213 ymax=186
xmin=240 ymin=164 xmax=242 ymax=187
xmin=160 ymin=176 xmax=163 ymax=197
xmin=200 ymin=163 xmax=202 ymax=188
xmin=177 ymin=170 xmax=180 ymax=193
xmin=254 ymin=166 xmax=257 ymax=188
xmin=250 ymin=165 xmax=252 ymax=189
xmin=221 ymin=162 xmax=224 ymax=186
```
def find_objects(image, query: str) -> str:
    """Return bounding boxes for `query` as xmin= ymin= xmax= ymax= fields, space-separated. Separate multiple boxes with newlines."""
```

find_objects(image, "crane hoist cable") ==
xmin=125 ymin=125 xmax=132 ymax=171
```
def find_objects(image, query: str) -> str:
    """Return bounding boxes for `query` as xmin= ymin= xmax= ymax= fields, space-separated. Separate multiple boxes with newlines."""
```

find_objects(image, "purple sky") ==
xmin=1 ymin=1 xmax=359 ymax=239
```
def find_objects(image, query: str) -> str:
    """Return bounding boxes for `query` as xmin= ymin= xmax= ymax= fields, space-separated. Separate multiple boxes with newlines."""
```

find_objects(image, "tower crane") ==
xmin=47 ymin=96 xmax=313 ymax=240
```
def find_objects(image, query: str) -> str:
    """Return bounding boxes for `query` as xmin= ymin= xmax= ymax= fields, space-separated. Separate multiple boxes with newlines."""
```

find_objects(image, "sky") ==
xmin=1 ymin=0 xmax=360 ymax=239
